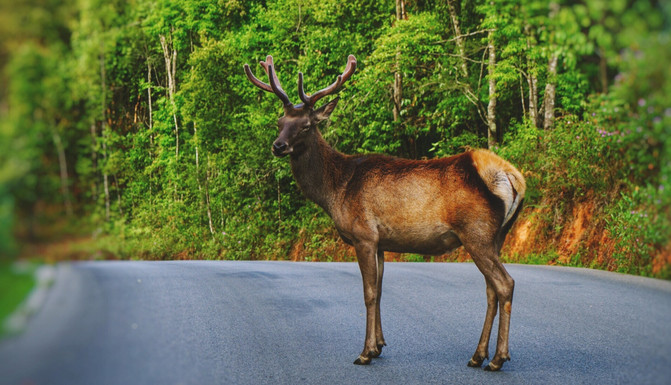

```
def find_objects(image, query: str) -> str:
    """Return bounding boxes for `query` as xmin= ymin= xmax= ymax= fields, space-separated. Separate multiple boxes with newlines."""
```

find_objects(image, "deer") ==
xmin=243 ymin=54 xmax=526 ymax=371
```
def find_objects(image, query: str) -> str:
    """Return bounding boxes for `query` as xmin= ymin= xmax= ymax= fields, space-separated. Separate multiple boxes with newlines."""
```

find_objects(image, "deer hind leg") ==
xmin=353 ymin=242 xmax=381 ymax=365
xmin=466 ymin=242 xmax=515 ymax=371
xmin=467 ymin=280 xmax=497 ymax=367
xmin=484 ymin=261 xmax=514 ymax=371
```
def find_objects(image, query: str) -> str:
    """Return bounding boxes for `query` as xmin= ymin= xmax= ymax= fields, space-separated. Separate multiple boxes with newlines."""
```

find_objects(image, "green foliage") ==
xmin=502 ymin=250 xmax=561 ymax=266
xmin=606 ymin=187 xmax=670 ymax=276
xmin=0 ymin=0 xmax=669 ymax=278
xmin=336 ymin=12 xmax=445 ymax=157
xmin=0 ymin=191 xmax=16 ymax=258
xmin=0 ymin=262 xmax=35 ymax=334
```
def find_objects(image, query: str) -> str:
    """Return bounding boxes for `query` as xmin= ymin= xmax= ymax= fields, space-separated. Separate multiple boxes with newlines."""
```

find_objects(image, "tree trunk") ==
xmin=113 ymin=174 xmax=122 ymax=215
xmin=100 ymin=45 xmax=110 ymax=221
xmin=486 ymin=31 xmax=497 ymax=148
xmin=395 ymin=0 xmax=406 ymax=21
xmin=543 ymin=3 xmax=560 ymax=130
xmin=597 ymin=13 xmax=608 ymax=94
xmin=147 ymin=59 xmax=153 ymax=140
xmin=160 ymin=31 xmax=179 ymax=160
xmin=194 ymin=123 xmax=214 ymax=235
xmin=446 ymin=0 xmax=487 ymax=125
xmin=51 ymin=129 xmax=73 ymax=217
xmin=598 ymin=47 xmax=608 ymax=93
xmin=392 ymin=0 xmax=405 ymax=122
xmin=89 ymin=123 xmax=98 ymax=203
xmin=146 ymin=56 xmax=156 ymax=207
xmin=204 ymin=175 xmax=214 ymax=236
xmin=102 ymin=163 xmax=110 ymax=220
xmin=447 ymin=0 xmax=468 ymax=79
xmin=524 ymin=23 xmax=540 ymax=128
xmin=528 ymin=73 xmax=539 ymax=128
xmin=543 ymin=53 xmax=558 ymax=130
xmin=393 ymin=53 xmax=402 ymax=122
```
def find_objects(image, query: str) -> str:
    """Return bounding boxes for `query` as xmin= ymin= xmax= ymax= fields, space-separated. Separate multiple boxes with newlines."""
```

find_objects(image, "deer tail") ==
xmin=471 ymin=150 xmax=526 ymax=227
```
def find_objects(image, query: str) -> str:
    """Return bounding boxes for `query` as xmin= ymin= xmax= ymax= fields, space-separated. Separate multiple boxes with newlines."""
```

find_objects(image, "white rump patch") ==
xmin=489 ymin=171 xmax=519 ymax=226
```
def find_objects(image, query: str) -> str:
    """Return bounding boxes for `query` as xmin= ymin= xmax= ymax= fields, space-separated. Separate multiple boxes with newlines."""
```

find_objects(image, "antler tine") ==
xmin=266 ymin=60 xmax=292 ymax=107
xmin=298 ymin=55 xmax=357 ymax=109
xmin=243 ymin=63 xmax=273 ymax=92
xmin=244 ymin=55 xmax=293 ymax=107
xmin=297 ymin=72 xmax=310 ymax=105
xmin=340 ymin=55 xmax=357 ymax=83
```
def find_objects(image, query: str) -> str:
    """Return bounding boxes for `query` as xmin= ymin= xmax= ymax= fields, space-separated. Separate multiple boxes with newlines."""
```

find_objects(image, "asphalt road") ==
xmin=1 ymin=261 xmax=670 ymax=385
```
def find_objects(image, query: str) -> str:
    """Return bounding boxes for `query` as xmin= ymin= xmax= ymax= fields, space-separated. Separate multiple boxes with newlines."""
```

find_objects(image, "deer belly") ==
xmin=376 ymin=224 xmax=462 ymax=255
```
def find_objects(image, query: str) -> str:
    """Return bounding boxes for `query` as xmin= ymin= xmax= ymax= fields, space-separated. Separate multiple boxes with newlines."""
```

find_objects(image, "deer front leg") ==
xmin=370 ymin=249 xmax=386 ymax=357
xmin=468 ymin=280 xmax=497 ymax=368
xmin=353 ymin=242 xmax=380 ymax=365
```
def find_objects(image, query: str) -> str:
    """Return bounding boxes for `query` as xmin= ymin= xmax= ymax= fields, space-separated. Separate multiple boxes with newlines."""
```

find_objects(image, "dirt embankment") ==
xmin=501 ymin=199 xmax=618 ymax=267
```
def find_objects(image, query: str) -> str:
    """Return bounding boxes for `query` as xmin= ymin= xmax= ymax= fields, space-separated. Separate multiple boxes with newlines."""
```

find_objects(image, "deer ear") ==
xmin=314 ymin=97 xmax=339 ymax=123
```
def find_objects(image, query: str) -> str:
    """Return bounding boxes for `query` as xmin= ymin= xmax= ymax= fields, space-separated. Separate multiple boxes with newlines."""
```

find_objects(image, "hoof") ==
xmin=353 ymin=355 xmax=371 ymax=365
xmin=484 ymin=355 xmax=510 ymax=371
xmin=467 ymin=353 xmax=487 ymax=368
xmin=467 ymin=358 xmax=483 ymax=368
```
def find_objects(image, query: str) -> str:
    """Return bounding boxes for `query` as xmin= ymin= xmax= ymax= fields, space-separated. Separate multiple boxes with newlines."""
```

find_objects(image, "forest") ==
xmin=0 ymin=0 xmax=669 ymax=278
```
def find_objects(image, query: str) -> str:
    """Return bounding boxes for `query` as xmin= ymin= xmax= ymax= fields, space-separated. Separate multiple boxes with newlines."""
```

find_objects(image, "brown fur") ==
xmin=244 ymin=55 xmax=526 ymax=371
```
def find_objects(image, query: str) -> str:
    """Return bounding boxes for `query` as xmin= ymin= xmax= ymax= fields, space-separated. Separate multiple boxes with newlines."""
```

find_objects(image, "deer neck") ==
xmin=289 ymin=129 xmax=345 ymax=215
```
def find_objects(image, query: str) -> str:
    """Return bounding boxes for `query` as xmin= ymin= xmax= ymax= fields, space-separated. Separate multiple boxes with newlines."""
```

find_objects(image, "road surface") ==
xmin=1 ymin=261 xmax=670 ymax=385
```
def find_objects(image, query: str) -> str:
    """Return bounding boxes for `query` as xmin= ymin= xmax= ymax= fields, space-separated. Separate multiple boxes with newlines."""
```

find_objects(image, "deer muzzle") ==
xmin=272 ymin=140 xmax=291 ymax=157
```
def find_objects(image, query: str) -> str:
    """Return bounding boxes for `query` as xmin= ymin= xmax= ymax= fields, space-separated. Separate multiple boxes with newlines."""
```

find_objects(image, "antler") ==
xmin=244 ymin=55 xmax=293 ymax=107
xmin=244 ymin=54 xmax=357 ymax=110
xmin=298 ymin=55 xmax=357 ymax=109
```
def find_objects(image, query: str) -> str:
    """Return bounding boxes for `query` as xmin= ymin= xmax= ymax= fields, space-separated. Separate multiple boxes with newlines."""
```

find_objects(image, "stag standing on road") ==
xmin=243 ymin=55 xmax=526 ymax=371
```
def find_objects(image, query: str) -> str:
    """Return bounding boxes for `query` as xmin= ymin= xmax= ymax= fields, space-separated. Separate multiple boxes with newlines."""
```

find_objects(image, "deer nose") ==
xmin=272 ymin=141 xmax=289 ymax=156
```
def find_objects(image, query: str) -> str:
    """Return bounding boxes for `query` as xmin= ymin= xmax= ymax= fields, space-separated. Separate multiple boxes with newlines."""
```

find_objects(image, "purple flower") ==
xmin=638 ymin=98 xmax=646 ymax=107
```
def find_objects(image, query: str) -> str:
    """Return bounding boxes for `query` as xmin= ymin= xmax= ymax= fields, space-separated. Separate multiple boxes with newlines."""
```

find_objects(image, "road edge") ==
xmin=3 ymin=264 xmax=57 ymax=335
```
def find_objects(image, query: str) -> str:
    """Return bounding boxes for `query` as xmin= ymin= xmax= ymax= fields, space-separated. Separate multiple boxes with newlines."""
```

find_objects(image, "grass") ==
xmin=0 ymin=261 xmax=36 ymax=335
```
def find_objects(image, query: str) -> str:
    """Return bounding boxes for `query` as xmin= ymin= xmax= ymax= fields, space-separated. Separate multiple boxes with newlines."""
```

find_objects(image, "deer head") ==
xmin=244 ymin=55 xmax=357 ymax=157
